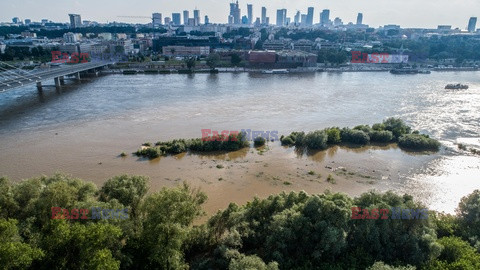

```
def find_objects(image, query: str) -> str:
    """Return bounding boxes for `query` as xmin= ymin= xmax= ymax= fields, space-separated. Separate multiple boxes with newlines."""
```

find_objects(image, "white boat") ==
xmin=262 ymin=69 xmax=289 ymax=74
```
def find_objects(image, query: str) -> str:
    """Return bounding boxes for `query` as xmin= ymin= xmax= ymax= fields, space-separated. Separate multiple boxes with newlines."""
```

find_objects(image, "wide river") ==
xmin=1 ymin=71 xmax=479 ymax=214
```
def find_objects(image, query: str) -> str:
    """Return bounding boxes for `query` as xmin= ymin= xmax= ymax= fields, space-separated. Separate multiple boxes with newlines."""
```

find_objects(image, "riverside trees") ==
xmin=1 ymin=174 xmax=480 ymax=269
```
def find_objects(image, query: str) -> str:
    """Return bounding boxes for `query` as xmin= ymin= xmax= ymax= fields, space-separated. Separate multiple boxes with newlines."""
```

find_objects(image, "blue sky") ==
xmin=1 ymin=0 xmax=478 ymax=29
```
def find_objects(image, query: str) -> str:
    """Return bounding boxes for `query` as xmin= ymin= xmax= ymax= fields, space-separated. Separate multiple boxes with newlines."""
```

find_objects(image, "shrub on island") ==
xmin=325 ymin=127 xmax=341 ymax=144
xmin=398 ymin=134 xmax=441 ymax=151
xmin=369 ymin=130 xmax=394 ymax=143
xmin=304 ymin=130 xmax=328 ymax=150
xmin=341 ymin=128 xmax=370 ymax=145
xmin=135 ymin=133 xmax=249 ymax=159
xmin=254 ymin=136 xmax=266 ymax=147
xmin=279 ymin=118 xmax=439 ymax=152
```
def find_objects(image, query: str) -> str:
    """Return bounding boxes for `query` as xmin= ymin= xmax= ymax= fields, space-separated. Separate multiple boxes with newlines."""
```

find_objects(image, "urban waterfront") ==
xmin=1 ymin=71 xmax=479 ymax=214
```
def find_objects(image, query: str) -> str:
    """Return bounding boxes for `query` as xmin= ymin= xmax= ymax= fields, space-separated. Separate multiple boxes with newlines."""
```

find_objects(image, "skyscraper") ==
xmin=193 ymin=9 xmax=200 ymax=25
xmin=468 ymin=17 xmax=477 ymax=32
xmin=204 ymin=15 xmax=209 ymax=25
xmin=261 ymin=7 xmax=267 ymax=25
xmin=183 ymin=10 xmax=189 ymax=25
xmin=152 ymin=13 xmax=162 ymax=27
xmin=301 ymin=14 xmax=307 ymax=26
xmin=172 ymin=13 xmax=181 ymax=25
xmin=307 ymin=7 xmax=314 ymax=26
xmin=294 ymin=11 xmax=301 ymax=25
xmin=230 ymin=1 xmax=241 ymax=24
xmin=356 ymin=13 xmax=363 ymax=25
xmin=320 ymin=9 xmax=330 ymax=26
xmin=276 ymin=9 xmax=287 ymax=27
xmin=68 ymin=14 xmax=82 ymax=28
xmin=247 ymin=4 xmax=253 ymax=25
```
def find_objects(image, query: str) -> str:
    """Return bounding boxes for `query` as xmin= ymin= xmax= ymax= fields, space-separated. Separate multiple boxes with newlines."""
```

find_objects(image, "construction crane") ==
xmin=117 ymin=15 xmax=152 ymax=22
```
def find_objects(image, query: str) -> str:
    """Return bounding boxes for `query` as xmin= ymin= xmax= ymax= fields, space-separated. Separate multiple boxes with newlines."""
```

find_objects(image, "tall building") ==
xmin=164 ymin=17 xmax=171 ymax=25
xmin=276 ymin=9 xmax=287 ymax=27
xmin=307 ymin=7 xmax=314 ymax=26
xmin=172 ymin=13 xmax=181 ymax=25
xmin=356 ymin=13 xmax=363 ymax=25
xmin=294 ymin=11 xmax=301 ymax=25
xmin=12 ymin=17 xmax=21 ymax=24
xmin=229 ymin=1 xmax=241 ymax=24
xmin=24 ymin=19 xmax=31 ymax=25
xmin=247 ymin=4 xmax=253 ymax=25
xmin=204 ymin=15 xmax=209 ymax=25
xmin=333 ymin=17 xmax=343 ymax=26
xmin=183 ymin=10 xmax=189 ymax=25
xmin=301 ymin=14 xmax=307 ymax=25
xmin=468 ymin=17 xmax=477 ymax=32
xmin=320 ymin=9 xmax=330 ymax=26
xmin=152 ymin=13 xmax=162 ymax=27
xmin=228 ymin=15 xmax=234 ymax=25
xmin=68 ymin=14 xmax=82 ymax=28
xmin=193 ymin=9 xmax=200 ymax=25
xmin=261 ymin=7 xmax=267 ymax=25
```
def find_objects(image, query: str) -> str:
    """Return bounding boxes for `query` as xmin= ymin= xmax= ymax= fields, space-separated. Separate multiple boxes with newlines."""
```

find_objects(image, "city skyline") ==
xmin=2 ymin=0 xmax=479 ymax=29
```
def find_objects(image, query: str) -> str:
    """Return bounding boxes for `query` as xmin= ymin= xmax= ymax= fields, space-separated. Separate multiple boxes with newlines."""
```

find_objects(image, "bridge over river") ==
xmin=0 ymin=61 xmax=114 ymax=92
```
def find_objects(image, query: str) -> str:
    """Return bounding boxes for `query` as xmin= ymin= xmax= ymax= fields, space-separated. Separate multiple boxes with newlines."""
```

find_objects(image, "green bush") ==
xmin=280 ymin=135 xmax=295 ymax=146
xmin=137 ymin=133 xmax=250 ymax=159
xmin=294 ymin=132 xmax=306 ymax=147
xmin=372 ymin=123 xmax=386 ymax=131
xmin=383 ymin=118 xmax=411 ymax=140
xmin=353 ymin=125 xmax=372 ymax=134
xmin=341 ymin=128 xmax=370 ymax=145
xmin=304 ymin=130 xmax=328 ymax=150
xmin=369 ymin=130 xmax=394 ymax=143
xmin=398 ymin=134 xmax=440 ymax=151
xmin=254 ymin=136 xmax=266 ymax=147
xmin=325 ymin=127 xmax=341 ymax=144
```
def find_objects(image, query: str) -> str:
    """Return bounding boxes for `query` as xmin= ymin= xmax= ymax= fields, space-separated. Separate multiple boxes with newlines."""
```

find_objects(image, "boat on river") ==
xmin=445 ymin=84 xmax=469 ymax=90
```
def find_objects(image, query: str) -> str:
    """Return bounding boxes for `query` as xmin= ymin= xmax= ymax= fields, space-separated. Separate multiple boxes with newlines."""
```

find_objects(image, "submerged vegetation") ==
xmin=280 ymin=118 xmax=440 ymax=152
xmin=133 ymin=118 xmax=439 ymax=160
xmin=2 ymin=174 xmax=480 ymax=269
xmin=134 ymin=133 xmax=249 ymax=159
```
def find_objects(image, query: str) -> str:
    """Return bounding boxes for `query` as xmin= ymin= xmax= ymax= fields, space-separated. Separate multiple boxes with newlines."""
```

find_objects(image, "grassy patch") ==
xmin=327 ymin=174 xmax=336 ymax=184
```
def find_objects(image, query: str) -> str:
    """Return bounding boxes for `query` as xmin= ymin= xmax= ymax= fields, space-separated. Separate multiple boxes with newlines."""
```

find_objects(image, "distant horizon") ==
xmin=1 ymin=0 xmax=479 ymax=30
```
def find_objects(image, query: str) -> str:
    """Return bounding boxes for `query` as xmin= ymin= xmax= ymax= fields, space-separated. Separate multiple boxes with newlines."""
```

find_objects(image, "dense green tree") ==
xmin=348 ymin=191 xmax=441 ymax=267
xmin=0 ymin=218 xmax=43 ymax=269
xmin=426 ymin=237 xmax=480 ymax=269
xmin=206 ymin=53 xmax=221 ymax=70
xmin=38 ymin=219 xmax=122 ymax=270
xmin=229 ymin=254 xmax=279 ymax=270
xmin=230 ymin=54 xmax=242 ymax=66
xmin=185 ymin=57 xmax=196 ymax=71
xmin=456 ymin=190 xmax=480 ymax=248
xmin=99 ymin=175 xmax=148 ymax=217
xmin=137 ymin=183 xmax=207 ymax=269
xmin=367 ymin=261 xmax=416 ymax=270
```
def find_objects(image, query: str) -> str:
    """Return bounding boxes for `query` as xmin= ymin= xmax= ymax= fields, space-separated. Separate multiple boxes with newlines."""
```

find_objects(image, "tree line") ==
xmin=1 ymin=173 xmax=480 ymax=269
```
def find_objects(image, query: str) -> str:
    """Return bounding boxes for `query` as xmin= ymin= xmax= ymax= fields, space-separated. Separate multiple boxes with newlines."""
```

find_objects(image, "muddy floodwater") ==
xmin=1 ymin=71 xmax=479 ymax=215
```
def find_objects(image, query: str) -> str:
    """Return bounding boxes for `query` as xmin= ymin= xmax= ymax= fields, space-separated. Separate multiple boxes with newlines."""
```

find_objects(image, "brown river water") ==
xmin=0 ymin=71 xmax=479 ymax=215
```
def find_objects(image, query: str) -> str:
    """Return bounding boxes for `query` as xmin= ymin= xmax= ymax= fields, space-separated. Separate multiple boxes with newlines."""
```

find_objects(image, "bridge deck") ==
xmin=0 ymin=61 xmax=113 ymax=92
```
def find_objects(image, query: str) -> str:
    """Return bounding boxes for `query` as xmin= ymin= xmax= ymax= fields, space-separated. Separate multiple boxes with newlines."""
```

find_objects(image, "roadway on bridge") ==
xmin=0 ymin=61 xmax=113 ymax=92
